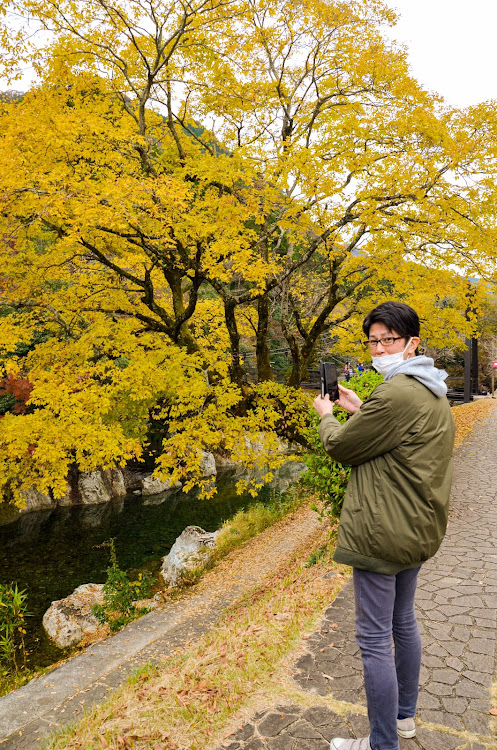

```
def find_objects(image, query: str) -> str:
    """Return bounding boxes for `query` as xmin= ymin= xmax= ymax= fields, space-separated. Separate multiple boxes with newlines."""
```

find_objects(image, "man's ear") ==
xmin=409 ymin=337 xmax=420 ymax=355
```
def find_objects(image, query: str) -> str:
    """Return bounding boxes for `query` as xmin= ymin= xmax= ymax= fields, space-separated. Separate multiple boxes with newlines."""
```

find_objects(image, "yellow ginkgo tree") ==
xmin=0 ymin=0 xmax=496 ymax=504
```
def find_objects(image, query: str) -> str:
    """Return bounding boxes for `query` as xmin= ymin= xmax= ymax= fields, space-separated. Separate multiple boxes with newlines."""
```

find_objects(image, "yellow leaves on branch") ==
xmin=0 ymin=315 xmax=220 ymax=503
xmin=155 ymin=382 xmax=310 ymax=499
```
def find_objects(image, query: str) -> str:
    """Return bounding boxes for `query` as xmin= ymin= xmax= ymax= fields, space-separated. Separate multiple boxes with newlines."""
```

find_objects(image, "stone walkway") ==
xmin=216 ymin=408 xmax=497 ymax=750
xmin=0 ymin=506 xmax=324 ymax=749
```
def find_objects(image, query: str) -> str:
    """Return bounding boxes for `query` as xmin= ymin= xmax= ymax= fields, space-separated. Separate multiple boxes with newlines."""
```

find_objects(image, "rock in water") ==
xmin=42 ymin=583 xmax=104 ymax=648
xmin=199 ymin=451 xmax=217 ymax=477
xmin=161 ymin=526 xmax=219 ymax=587
xmin=78 ymin=469 xmax=127 ymax=504
xmin=141 ymin=475 xmax=182 ymax=496
xmin=19 ymin=488 xmax=55 ymax=512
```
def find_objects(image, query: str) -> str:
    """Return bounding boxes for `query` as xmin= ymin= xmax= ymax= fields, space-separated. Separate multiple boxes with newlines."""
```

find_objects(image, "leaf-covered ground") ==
xmin=452 ymin=398 xmax=497 ymax=449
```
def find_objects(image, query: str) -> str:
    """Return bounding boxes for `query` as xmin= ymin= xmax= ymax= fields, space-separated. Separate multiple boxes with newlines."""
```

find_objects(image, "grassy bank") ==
xmin=46 ymin=515 xmax=342 ymax=750
xmin=213 ymin=485 xmax=305 ymax=559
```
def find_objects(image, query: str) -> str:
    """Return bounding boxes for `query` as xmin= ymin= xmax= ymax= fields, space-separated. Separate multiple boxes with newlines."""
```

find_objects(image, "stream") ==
xmin=0 ymin=463 xmax=305 ymax=669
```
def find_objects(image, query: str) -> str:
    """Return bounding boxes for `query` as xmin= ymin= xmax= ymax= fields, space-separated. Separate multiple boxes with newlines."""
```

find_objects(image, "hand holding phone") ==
xmin=320 ymin=361 xmax=339 ymax=401
xmin=335 ymin=383 xmax=363 ymax=414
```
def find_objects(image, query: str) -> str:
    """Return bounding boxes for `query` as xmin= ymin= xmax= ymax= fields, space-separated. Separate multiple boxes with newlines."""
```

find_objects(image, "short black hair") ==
xmin=363 ymin=301 xmax=420 ymax=341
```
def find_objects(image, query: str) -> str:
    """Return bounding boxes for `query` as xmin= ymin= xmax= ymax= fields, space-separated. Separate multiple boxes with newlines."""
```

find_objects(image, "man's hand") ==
xmin=313 ymin=393 xmax=334 ymax=417
xmin=336 ymin=383 xmax=363 ymax=414
xmin=313 ymin=385 xmax=363 ymax=418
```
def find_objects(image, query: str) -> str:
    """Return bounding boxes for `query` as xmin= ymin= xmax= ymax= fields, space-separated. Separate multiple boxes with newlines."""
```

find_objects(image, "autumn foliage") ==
xmin=0 ymin=373 xmax=33 ymax=415
xmin=0 ymin=0 xmax=496 ymax=504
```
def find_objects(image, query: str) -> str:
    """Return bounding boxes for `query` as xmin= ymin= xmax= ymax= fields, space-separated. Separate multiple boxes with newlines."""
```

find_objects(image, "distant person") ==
xmin=313 ymin=301 xmax=455 ymax=750
xmin=344 ymin=362 xmax=353 ymax=382
xmin=356 ymin=361 xmax=364 ymax=375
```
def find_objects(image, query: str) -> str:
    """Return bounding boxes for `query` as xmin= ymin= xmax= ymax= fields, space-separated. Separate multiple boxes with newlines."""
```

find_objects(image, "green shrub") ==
xmin=0 ymin=582 xmax=29 ymax=674
xmin=303 ymin=370 xmax=383 ymax=519
xmin=92 ymin=540 xmax=155 ymax=633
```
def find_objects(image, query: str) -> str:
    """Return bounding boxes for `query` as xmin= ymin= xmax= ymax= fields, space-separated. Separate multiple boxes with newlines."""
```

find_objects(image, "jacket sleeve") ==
xmin=318 ymin=389 xmax=402 ymax=465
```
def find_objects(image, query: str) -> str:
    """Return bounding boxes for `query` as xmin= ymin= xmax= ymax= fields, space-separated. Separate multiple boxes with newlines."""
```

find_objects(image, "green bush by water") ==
xmin=0 ymin=582 xmax=29 ymax=674
xmin=303 ymin=371 xmax=383 ymax=519
xmin=92 ymin=540 xmax=155 ymax=632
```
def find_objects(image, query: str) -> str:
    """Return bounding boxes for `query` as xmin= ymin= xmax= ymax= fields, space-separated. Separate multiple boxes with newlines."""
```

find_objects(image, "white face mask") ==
xmin=372 ymin=338 xmax=413 ymax=377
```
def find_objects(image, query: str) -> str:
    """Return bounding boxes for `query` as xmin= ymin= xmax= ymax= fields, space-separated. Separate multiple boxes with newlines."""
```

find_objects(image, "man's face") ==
xmin=367 ymin=323 xmax=419 ymax=359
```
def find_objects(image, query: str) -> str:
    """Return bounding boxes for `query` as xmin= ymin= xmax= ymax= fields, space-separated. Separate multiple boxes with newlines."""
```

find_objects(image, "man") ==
xmin=313 ymin=301 xmax=455 ymax=750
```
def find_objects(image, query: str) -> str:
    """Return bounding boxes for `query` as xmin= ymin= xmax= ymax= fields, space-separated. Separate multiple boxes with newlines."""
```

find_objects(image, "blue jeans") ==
xmin=353 ymin=567 xmax=422 ymax=750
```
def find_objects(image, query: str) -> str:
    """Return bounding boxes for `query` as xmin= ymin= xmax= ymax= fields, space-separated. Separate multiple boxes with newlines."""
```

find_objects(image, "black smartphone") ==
xmin=320 ymin=361 xmax=339 ymax=400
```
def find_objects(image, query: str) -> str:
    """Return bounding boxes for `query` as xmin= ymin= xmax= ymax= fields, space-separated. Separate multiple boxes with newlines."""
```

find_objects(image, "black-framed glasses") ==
xmin=363 ymin=336 xmax=403 ymax=348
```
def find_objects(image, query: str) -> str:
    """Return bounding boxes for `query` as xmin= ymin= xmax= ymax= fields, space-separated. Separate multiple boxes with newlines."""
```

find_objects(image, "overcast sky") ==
xmin=5 ymin=1 xmax=497 ymax=109
xmin=385 ymin=0 xmax=497 ymax=107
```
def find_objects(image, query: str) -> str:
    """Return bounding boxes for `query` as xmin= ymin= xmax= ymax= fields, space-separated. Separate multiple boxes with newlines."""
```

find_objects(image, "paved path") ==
xmin=217 ymin=407 xmax=497 ymax=750
xmin=0 ymin=506 xmax=324 ymax=749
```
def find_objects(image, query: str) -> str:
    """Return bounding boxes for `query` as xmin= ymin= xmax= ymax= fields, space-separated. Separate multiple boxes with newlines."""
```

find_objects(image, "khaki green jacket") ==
xmin=319 ymin=374 xmax=455 ymax=574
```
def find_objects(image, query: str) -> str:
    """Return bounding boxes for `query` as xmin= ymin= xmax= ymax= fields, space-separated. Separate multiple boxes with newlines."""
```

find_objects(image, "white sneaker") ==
xmin=397 ymin=717 xmax=416 ymax=738
xmin=330 ymin=738 xmax=371 ymax=750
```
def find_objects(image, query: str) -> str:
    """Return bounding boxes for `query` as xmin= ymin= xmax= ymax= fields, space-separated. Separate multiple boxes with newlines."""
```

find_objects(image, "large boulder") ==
xmin=244 ymin=433 xmax=291 ymax=455
xmin=199 ymin=451 xmax=217 ymax=477
xmin=19 ymin=488 xmax=56 ymax=512
xmin=78 ymin=469 xmax=127 ymax=505
xmin=42 ymin=583 xmax=104 ymax=648
xmin=18 ymin=468 xmax=127 ymax=513
xmin=267 ymin=460 xmax=307 ymax=493
xmin=141 ymin=452 xmax=215 ymax=496
xmin=19 ymin=484 xmax=76 ymax=512
xmin=141 ymin=475 xmax=182 ymax=496
xmin=15 ymin=456 xmax=215 ymax=513
xmin=161 ymin=526 xmax=219 ymax=588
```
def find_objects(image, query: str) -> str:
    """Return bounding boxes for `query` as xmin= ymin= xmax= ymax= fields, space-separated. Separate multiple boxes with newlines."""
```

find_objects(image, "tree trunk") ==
xmin=224 ymin=299 xmax=245 ymax=385
xmin=167 ymin=271 xmax=201 ymax=356
xmin=288 ymin=355 xmax=313 ymax=388
xmin=280 ymin=281 xmax=302 ymax=387
xmin=256 ymin=296 xmax=272 ymax=381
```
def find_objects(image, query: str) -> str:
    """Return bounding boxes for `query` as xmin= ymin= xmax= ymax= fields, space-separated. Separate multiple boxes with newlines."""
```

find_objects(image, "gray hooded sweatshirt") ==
xmin=384 ymin=355 xmax=448 ymax=397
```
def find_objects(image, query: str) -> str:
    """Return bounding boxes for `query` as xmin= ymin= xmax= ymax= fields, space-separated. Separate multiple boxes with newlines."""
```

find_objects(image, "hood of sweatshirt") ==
xmin=384 ymin=355 xmax=448 ymax=397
